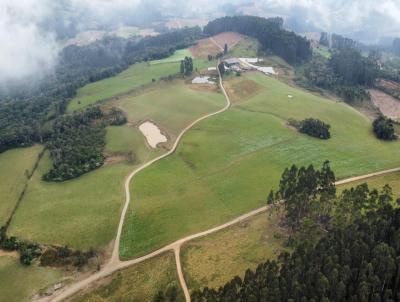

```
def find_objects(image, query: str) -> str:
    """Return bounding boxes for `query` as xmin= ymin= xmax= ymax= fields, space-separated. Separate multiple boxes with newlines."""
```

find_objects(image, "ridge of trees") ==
xmin=304 ymin=48 xmax=379 ymax=103
xmin=192 ymin=162 xmax=400 ymax=302
xmin=0 ymin=27 xmax=202 ymax=154
xmin=204 ymin=16 xmax=312 ymax=64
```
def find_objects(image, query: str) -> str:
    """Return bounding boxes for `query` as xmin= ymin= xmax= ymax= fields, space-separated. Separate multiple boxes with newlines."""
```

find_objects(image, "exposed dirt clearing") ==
xmin=369 ymin=89 xmax=400 ymax=119
xmin=224 ymin=77 xmax=264 ymax=105
xmin=190 ymin=39 xmax=221 ymax=59
xmin=190 ymin=32 xmax=244 ymax=59
xmin=211 ymin=32 xmax=244 ymax=50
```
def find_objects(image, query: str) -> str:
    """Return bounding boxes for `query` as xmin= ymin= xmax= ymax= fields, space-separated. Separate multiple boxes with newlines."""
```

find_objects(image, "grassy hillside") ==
xmin=120 ymin=72 xmax=400 ymax=259
xmin=71 ymin=252 xmax=184 ymax=302
xmin=9 ymin=81 xmax=225 ymax=250
xmin=67 ymin=61 xmax=180 ymax=112
xmin=0 ymin=256 xmax=61 ymax=302
xmin=182 ymin=210 xmax=286 ymax=291
xmin=338 ymin=171 xmax=400 ymax=198
xmin=67 ymin=51 xmax=213 ymax=113
xmin=0 ymin=145 xmax=43 ymax=225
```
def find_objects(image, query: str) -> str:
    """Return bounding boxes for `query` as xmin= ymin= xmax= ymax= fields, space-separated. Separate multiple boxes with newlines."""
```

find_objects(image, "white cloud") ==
xmin=0 ymin=0 xmax=58 ymax=81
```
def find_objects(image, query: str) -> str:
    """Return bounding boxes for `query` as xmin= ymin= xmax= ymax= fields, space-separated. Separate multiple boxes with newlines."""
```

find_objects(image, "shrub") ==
xmin=297 ymin=118 xmax=331 ymax=139
xmin=373 ymin=115 xmax=396 ymax=140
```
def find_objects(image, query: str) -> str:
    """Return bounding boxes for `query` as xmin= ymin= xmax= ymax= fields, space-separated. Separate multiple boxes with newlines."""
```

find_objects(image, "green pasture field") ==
xmin=120 ymin=72 xmax=400 ymax=259
xmin=9 ymin=81 xmax=225 ymax=250
xmin=0 ymin=145 xmax=43 ymax=225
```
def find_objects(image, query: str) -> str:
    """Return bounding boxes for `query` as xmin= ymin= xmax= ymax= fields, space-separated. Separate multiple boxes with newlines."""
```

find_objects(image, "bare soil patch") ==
xmin=190 ymin=38 xmax=221 ymax=59
xmin=224 ymin=77 xmax=264 ymax=105
xmin=369 ymin=89 xmax=400 ymax=120
xmin=211 ymin=32 xmax=244 ymax=50
xmin=375 ymin=78 xmax=400 ymax=99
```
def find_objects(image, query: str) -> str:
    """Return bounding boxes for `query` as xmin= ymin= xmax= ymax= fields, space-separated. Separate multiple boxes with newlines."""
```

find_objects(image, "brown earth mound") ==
xmin=369 ymin=89 xmax=400 ymax=120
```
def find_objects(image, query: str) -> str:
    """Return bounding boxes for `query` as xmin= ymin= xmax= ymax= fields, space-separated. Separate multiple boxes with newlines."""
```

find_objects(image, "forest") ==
xmin=304 ymin=47 xmax=378 ymax=102
xmin=203 ymin=16 xmax=312 ymax=64
xmin=192 ymin=163 xmax=400 ymax=302
xmin=0 ymin=27 xmax=202 ymax=154
xmin=43 ymin=107 xmax=126 ymax=182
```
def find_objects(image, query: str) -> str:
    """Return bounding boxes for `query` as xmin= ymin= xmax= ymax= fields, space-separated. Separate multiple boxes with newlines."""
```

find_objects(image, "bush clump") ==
xmin=373 ymin=115 xmax=396 ymax=140
xmin=291 ymin=118 xmax=331 ymax=139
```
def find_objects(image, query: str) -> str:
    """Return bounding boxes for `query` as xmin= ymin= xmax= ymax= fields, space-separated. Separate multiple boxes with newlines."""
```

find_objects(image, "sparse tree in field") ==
xmin=218 ymin=62 xmax=225 ymax=75
xmin=224 ymin=43 xmax=228 ymax=54
xmin=207 ymin=54 xmax=213 ymax=61
xmin=180 ymin=57 xmax=194 ymax=76
xmin=166 ymin=286 xmax=178 ymax=302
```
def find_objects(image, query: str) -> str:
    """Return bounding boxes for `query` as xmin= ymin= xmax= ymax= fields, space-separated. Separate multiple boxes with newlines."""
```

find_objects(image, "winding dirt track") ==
xmin=39 ymin=65 xmax=400 ymax=302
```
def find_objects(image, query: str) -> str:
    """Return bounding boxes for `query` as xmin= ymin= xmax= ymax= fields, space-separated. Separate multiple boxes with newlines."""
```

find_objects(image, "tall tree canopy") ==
xmin=204 ymin=16 xmax=312 ymax=64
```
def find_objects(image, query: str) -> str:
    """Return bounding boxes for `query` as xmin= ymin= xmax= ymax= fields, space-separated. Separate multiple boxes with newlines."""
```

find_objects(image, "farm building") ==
xmin=224 ymin=58 xmax=240 ymax=67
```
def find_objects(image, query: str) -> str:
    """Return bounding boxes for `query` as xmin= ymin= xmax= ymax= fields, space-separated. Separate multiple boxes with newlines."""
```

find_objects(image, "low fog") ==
xmin=1 ymin=0 xmax=400 ymax=82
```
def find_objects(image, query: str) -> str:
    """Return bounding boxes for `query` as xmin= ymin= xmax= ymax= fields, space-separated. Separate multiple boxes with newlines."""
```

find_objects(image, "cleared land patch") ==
xmin=182 ymin=210 xmax=286 ymax=291
xmin=0 ymin=145 xmax=43 ymax=225
xmin=9 ymin=81 xmax=225 ymax=250
xmin=369 ymin=89 xmax=400 ymax=120
xmin=211 ymin=32 xmax=244 ymax=50
xmin=0 ymin=256 xmax=62 ymax=302
xmin=120 ymin=72 xmax=400 ymax=259
xmin=70 ymin=252 xmax=184 ymax=302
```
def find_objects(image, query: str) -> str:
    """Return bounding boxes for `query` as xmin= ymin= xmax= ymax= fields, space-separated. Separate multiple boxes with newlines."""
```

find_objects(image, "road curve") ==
xmin=41 ymin=62 xmax=230 ymax=302
xmin=39 ymin=66 xmax=400 ymax=302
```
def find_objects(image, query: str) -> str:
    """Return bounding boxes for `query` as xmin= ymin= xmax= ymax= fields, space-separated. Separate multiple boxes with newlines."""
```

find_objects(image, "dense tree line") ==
xmin=0 ymin=27 xmax=202 ymax=154
xmin=304 ymin=48 xmax=378 ymax=103
xmin=372 ymin=115 xmax=397 ymax=141
xmin=192 ymin=163 xmax=400 ymax=302
xmin=43 ymin=107 xmax=126 ymax=182
xmin=204 ymin=16 xmax=312 ymax=64
xmin=0 ymin=226 xmax=94 ymax=267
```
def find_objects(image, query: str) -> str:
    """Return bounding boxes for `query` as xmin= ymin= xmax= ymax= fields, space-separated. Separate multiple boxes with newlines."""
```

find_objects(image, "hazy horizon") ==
xmin=1 ymin=0 xmax=400 ymax=82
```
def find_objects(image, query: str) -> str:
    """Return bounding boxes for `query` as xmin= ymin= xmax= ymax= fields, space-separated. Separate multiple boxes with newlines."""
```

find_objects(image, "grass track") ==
xmin=9 ymin=81 xmax=225 ymax=250
xmin=0 ymin=145 xmax=43 ymax=225
xmin=70 ymin=252 xmax=184 ymax=302
xmin=0 ymin=256 xmax=61 ymax=302
xmin=120 ymin=72 xmax=400 ymax=259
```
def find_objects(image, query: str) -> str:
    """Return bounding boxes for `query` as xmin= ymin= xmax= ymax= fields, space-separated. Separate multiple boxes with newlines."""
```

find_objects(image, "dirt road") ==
xmin=38 ymin=67 xmax=400 ymax=302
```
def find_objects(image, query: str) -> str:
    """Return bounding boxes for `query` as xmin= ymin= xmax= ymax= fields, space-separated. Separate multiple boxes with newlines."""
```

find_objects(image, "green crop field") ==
xmin=0 ymin=256 xmax=61 ymax=302
xmin=71 ymin=252 xmax=184 ymax=302
xmin=182 ymin=210 xmax=286 ymax=291
xmin=0 ymin=145 xmax=43 ymax=225
xmin=120 ymin=72 xmax=400 ymax=259
xmin=9 ymin=80 xmax=225 ymax=250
